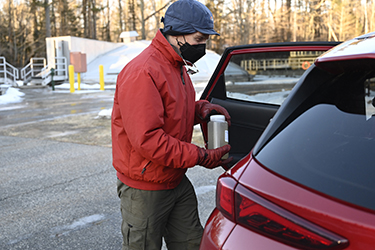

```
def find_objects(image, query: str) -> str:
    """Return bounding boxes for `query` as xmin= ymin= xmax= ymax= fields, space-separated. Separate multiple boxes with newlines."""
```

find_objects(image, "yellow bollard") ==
xmin=99 ymin=65 xmax=104 ymax=90
xmin=77 ymin=72 xmax=81 ymax=90
xmin=69 ymin=65 xmax=75 ymax=93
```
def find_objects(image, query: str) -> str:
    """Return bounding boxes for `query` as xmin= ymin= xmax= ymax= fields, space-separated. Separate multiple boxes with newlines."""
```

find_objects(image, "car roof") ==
xmin=315 ymin=32 xmax=375 ymax=73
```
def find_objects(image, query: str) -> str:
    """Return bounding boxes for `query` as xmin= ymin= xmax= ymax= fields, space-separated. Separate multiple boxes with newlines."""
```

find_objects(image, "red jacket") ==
xmin=112 ymin=30 xmax=200 ymax=190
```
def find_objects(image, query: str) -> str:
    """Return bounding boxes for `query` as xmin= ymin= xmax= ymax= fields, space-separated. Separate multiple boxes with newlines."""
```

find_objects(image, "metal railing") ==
xmin=21 ymin=57 xmax=68 ymax=85
xmin=0 ymin=56 xmax=19 ymax=86
xmin=38 ymin=57 xmax=68 ymax=85
xmin=241 ymin=57 xmax=317 ymax=71
xmin=20 ymin=57 xmax=46 ymax=81
xmin=53 ymin=56 xmax=68 ymax=79
xmin=1 ymin=56 xmax=68 ymax=86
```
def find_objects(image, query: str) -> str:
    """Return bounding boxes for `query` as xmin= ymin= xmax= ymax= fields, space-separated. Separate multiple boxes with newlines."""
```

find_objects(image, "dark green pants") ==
xmin=117 ymin=175 xmax=203 ymax=250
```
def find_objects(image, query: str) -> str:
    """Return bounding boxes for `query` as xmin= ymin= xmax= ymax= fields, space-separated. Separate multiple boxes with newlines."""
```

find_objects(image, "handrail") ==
xmin=54 ymin=56 xmax=68 ymax=79
xmin=20 ymin=57 xmax=67 ymax=85
xmin=20 ymin=61 xmax=32 ymax=79
xmin=20 ymin=57 xmax=46 ymax=80
xmin=240 ymin=55 xmax=322 ymax=72
xmin=38 ymin=57 xmax=67 ymax=85
xmin=0 ymin=56 xmax=19 ymax=85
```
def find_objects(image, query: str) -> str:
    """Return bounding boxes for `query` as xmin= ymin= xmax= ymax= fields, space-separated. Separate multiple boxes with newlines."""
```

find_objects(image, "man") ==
xmin=111 ymin=0 xmax=231 ymax=249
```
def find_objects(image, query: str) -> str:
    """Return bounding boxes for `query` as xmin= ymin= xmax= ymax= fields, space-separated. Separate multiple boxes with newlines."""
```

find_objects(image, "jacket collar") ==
xmin=152 ymin=29 xmax=185 ymax=68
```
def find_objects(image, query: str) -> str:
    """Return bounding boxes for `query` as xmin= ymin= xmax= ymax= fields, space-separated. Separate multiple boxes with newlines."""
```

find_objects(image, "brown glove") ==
xmin=195 ymin=100 xmax=231 ymax=126
xmin=197 ymin=145 xmax=232 ymax=170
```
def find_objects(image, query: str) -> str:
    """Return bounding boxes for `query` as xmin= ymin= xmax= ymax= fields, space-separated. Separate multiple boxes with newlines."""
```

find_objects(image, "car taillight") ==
xmin=216 ymin=176 xmax=237 ymax=221
xmin=216 ymin=176 xmax=349 ymax=249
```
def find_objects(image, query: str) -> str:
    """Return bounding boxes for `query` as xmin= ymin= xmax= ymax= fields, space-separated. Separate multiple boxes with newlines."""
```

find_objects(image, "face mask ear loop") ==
xmin=176 ymin=37 xmax=185 ymax=48
xmin=176 ymin=39 xmax=182 ymax=47
xmin=175 ymin=38 xmax=189 ymax=65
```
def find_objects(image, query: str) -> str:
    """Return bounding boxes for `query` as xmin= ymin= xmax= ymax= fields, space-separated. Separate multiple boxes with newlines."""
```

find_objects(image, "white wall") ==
xmin=45 ymin=36 xmax=124 ymax=69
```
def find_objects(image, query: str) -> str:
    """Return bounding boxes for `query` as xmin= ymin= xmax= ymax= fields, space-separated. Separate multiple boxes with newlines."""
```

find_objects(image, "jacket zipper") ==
xmin=141 ymin=161 xmax=151 ymax=175
xmin=180 ymin=66 xmax=186 ymax=85
xmin=181 ymin=66 xmax=190 ymax=141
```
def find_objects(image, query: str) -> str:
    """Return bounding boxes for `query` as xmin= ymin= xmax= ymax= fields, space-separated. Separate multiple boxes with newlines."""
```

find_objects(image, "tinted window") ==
xmin=255 ymin=69 xmax=375 ymax=211
xmin=225 ymin=51 xmax=325 ymax=105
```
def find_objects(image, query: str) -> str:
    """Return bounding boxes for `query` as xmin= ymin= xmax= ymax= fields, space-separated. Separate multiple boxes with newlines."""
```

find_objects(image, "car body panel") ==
xmin=315 ymin=32 xmax=375 ymax=73
xmin=201 ymin=154 xmax=375 ymax=249
xmin=222 ymin=225 xmax=296 ymax=250
xmin=240 ymin=157 xmax=375 ymax=249
xmin=317 ymin=31 xmax=375 ymax=61
xmin=200 ymin=209 xmax=236 ymax=250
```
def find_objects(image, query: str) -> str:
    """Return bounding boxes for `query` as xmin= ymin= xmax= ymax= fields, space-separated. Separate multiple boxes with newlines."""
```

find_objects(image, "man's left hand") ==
xmin=195 ymin=100 xmax=231 ymax=126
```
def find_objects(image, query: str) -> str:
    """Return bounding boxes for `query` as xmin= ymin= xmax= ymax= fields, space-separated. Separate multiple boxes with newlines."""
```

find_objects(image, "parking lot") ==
xmin=0 ymin=87 xmax=223 ymax=250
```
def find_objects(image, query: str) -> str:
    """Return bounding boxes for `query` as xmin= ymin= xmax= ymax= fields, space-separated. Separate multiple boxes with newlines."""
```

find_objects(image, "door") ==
xmin=200 ymin=42 xmax=340 ymax=166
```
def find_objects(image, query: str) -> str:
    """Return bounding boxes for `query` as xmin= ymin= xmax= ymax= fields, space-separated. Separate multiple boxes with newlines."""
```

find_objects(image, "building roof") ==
xmin=119 ymin=31 xmax=139 ymax=38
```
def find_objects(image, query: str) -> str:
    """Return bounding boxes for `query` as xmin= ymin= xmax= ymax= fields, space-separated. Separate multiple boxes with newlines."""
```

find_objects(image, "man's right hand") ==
xmin=197 ymin=145 xmax=232 ymax=169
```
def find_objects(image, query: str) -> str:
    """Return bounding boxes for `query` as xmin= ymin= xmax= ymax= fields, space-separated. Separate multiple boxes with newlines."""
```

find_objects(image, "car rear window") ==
xmin=254 ymin=66 xmax=375 ymax=211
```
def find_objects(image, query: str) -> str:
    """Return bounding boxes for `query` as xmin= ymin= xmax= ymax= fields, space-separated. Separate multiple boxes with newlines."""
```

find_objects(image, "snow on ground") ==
xmin=0 ymin=80 xmax=291 ymax=118
xmin=228 ymin=90 xmax=291 ymax=105
xmin=81 ymin=41 xmax=151 ymax=84
xmin=238 ymin=75 xmax=300 ymax=85
xmin=96 ymin=108 xmax=112 ymax=119
xmin=54 ymin=82 xmax=116 ymax=91
xmin=93 ymin=89 xmax=290 ymax=118
xmin=0 ymin=86 xmax=25 ymax=105
xmin=0 ymin=85 xmax=290 ymax=122
xmin=50 ymin=214 xmax=105 ymax=237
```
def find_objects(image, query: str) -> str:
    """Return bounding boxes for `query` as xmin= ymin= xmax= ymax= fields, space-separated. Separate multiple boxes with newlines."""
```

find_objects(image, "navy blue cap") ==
xmin=161 ymin=0 xmax=219 ymax=36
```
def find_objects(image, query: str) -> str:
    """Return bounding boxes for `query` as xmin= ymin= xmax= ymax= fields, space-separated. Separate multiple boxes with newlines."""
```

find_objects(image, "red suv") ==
xmin=199 ymin=32 xmax=375 ymax=249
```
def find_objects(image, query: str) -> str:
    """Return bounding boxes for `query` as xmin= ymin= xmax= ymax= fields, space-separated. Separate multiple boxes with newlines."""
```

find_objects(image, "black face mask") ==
xmin=177 ymin=37 xmax=206 ymax=64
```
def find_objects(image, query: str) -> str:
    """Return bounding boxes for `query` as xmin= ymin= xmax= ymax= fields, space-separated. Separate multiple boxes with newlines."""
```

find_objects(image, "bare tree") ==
xmin=92 ymin=0 xmax=97 ymax=39
xmin=45 ymin=0 xmax=51 ymax=37
xmin=1 ymin=0 xmax=375 ymax=68
xmin=140 ymin=0 xmax=145 ymax=39
xmin=7 ymin=0 xmax=16 ymax=62
xmin=205 ymin=0 xmax=226 ymax=52
xmin=118 ymin=0 xmax=124 ymax=32
xmin=82 ymin=0 xmax=88 ymax=37
xmin=128 ymin=0 xmax=137 ymax=31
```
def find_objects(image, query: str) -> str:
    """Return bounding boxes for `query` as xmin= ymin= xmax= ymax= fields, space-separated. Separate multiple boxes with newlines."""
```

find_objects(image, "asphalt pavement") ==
xmin=0 ymin=86 xmax=224 ymax=250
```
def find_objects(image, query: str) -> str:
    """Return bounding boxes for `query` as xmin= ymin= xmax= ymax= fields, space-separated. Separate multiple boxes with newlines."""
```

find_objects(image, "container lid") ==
xmin=210 ymin=114 xmax=225 ymax=122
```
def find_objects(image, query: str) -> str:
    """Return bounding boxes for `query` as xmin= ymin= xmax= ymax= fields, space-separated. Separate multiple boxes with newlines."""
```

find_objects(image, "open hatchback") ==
xmin=199 ymin=32 xmax=375 ymax=250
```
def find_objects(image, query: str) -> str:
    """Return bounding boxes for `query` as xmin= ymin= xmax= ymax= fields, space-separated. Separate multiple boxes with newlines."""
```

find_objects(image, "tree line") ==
xmin=1 ymin=0 xmax=374 ymax=68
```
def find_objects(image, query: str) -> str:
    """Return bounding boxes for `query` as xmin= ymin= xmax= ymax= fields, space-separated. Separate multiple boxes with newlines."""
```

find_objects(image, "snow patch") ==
xmin=55 ymin=82 xmax=116 ymax=90
xmin=195 ymin=185 xmax=216 ymax=195
xmin=0 ymin=87 xmax=25 ymax=105
xmin=96 ymin=109 xmax=112 ymax=119
xmin=228 ymin=90 xmax=291 ymax=105
xmin=51 ymin=214 xmax=105 ymax=237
